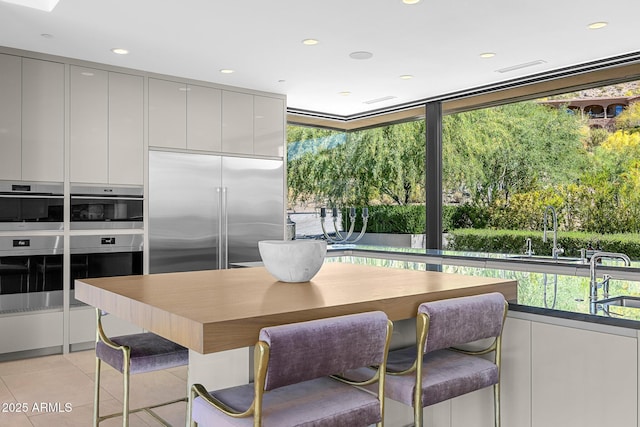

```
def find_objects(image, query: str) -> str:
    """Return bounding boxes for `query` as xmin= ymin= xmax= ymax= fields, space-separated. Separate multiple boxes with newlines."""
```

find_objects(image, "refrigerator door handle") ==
xmin=220 ymin=187 xmax=229 ymax=269
xmin=216 ymin=187 xmax=223 ymax=269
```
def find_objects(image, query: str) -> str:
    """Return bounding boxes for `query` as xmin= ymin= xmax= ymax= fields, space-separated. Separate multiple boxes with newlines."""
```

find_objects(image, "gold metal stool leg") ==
xmin=93 ymin=357 xmax=101 ymax=427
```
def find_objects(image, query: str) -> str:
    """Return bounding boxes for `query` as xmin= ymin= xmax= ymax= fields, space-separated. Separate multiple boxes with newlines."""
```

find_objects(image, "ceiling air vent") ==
xmin=363 ymin=96 xmax=397 ymax=105
xmin=496 ymin=60 xmax=547 ymax=74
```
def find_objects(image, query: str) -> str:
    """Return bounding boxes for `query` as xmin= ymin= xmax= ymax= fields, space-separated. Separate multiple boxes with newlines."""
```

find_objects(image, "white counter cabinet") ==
xmin=409 ymin=313 xmax=638 ymax=427
xmin=0 ymin=55 xmax=64 ymax=182
xmin=531 ymin=319 xmax=637 ymax=427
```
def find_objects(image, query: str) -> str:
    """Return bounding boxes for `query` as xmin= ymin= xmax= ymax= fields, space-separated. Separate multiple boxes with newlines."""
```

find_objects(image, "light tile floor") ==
xmin=0 ymin=350 xmax=188 ymax=426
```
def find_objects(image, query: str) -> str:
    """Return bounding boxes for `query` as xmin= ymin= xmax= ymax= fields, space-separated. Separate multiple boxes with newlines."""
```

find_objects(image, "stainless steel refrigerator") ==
xmin=149 ymin=150 xmax=284 ymax=273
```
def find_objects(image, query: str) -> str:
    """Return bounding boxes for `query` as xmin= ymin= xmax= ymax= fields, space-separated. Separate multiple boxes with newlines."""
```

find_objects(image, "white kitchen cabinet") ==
xmin=531 ymin=321 xmax=637 ymax=427
xmin=70 ymin=66 xmax=109 ymax=183
xmin=70 ymin=68 xmax=143 ymax=185
xmin=21 ymin=58 xmax=65 ymax=182
xmin=108 ymin=72 xmax=143 ymax=185
xmin=222 ymin=90 xmax=254 ymax=155
xmin=254 ymin=95 xmax=284 ymax=157
xmin=187 ymin=84 xmax=222 ymax=152
xmin=0 ymin=53 xmax=22 ymax=181
xmin=149 ymin=78 xmax=187 ymax=149
xmin=446 ymin=316 xmax=532 ymax=427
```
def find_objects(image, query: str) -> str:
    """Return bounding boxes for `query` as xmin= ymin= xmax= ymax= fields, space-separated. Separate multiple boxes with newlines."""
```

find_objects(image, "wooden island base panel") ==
xmin=75 ymin=262 xmax=517 ymax=354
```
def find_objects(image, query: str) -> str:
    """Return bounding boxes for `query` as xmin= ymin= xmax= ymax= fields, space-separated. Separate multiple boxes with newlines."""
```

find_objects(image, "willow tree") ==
xmin=287 ymin=121 xmax=425 ymax=207
xmin=442 ymin=101 xmax=588 ymax=206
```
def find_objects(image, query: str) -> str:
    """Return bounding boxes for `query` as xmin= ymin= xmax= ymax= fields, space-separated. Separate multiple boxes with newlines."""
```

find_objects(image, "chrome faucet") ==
xmin=525 ymin=238 xmax=534 ymax=256
xmin=589 ymin=251 xmax=631 ymax=307
xmin=542 ymin=206 xmax=563 ymax=259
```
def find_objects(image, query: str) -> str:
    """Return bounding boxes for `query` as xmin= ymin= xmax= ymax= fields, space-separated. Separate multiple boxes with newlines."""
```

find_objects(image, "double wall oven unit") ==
xmin=70 ymin=185 xmax=143 ymax=229
xmin=0 ymin=181 xmax=64 ymax=231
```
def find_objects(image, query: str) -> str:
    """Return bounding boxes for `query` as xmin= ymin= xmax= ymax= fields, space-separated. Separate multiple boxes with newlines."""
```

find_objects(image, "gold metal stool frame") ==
xmin=93 ymin=309 xmax=187 ymax=427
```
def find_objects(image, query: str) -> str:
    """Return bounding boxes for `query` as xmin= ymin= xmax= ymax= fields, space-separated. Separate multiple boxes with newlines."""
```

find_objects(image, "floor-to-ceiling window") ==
xmin=287 ymin=75 xmax=640 ymax=257
xmin=287 ymin=121 xmax=426 ymax=245
xmin=442 ymin=80 xmax=640 ymax=258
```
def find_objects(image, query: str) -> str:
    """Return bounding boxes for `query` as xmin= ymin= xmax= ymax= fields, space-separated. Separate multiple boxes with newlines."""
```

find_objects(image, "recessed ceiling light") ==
xmin=219 ymin=69 xmax=234 ymax=74
xmin=400 ymin=74 xmax=414 ymax=80
xmin=588 ymin=21 xmax=608 ymax=29
xmin=1 ymin=0 xmax=59 ymax=12
xmin=302 ymin=39 xmax=319 ymax=46
xmin=402 ymin=0 xmax=421 ymax=4
xmin=338 ymin=91 xmax=351 ymax=96
xmin=111 ymin=48 xmax=129 ymax=55
xmin=278 ymin=79 xmax=286 ymax=83
xmin=40 ymin=33 xmax=53 ymax=39
xmin=480 ymin=52 xmax=496 ymax=58
xmin=349 ymin=51 xmax=373 ymax=60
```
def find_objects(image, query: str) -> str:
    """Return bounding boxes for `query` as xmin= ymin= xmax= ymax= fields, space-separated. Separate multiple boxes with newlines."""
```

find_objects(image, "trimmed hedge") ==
xmin=340 ymin=204 xmax=640 ymax=260
xmin=343 ymin=204 xmax=462 ymax=234
xmin=448 ymin=228 xmax=640 ymax=260
xmin=343 ymin=205 xmax=426 ymax=234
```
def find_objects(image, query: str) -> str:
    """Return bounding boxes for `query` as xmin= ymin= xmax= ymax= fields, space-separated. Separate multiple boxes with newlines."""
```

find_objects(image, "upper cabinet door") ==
xmin=109 ymin=72 xmax=143 ymax=185
xmin=222 ymin=91 xmax=254 ymax=155
xmin=0 ymin=54 xmax=22 ymax=181
xmin=187 ymin=84 xmax=222 ymax=152
xmin=21 ymin=58 xmax=64 ymax=182
xmin=254 ymin=96 xmax=285 ymax=158
xmin=149 ymin=78 xmax=187 ymax=149
xmin=70 ymin=66 xmax=109 ymax=184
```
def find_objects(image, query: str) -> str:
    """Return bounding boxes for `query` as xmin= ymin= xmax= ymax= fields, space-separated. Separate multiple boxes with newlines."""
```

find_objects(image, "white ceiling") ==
xmin=1 ymin=0 xmax=639 ymax=118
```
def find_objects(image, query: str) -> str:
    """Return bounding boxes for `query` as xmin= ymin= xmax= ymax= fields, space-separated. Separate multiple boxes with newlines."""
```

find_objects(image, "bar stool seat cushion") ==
xmin=96 ymin=332 xmax=188 ymax=375
xmin=388 ymin=346 xmax=499 ymax=407
xmin=192 ymin=376 xmax=382 ymax=427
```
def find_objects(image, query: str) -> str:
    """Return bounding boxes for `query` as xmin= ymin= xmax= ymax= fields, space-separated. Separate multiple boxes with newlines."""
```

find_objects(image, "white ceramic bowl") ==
xmin=258 ymin=240 xmax=327 ymax=283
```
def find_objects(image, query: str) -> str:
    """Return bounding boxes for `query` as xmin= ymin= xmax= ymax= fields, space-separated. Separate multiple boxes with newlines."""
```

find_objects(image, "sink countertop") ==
xmin=326 ymin=252 xmax=640 ymax=331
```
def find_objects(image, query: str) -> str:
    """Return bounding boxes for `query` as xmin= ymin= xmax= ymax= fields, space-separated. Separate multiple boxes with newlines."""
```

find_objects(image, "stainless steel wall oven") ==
xmin=0 ymin=181 xmax=64 ymax=231
xmin=0 ymin=236 xmax=63 ymax=314
xmin=70 ymin=234 xmax=143 ymax=305
xmin=70 ymin=185 xmax=143 ymax=229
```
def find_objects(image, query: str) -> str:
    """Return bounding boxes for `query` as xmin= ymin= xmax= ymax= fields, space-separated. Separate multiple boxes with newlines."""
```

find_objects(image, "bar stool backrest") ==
xmin=259 ymin=311 xmax=389 ymax=391
xmin=419 ymin=292 xmax=506 ymax=353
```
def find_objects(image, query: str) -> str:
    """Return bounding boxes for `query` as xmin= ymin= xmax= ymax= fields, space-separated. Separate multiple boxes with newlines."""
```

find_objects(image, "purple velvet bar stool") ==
xmin=93 ymin=309 xmax=189 ymax=427
xmin=189 ymin=311 xmax=393 ymax=427
xmin=386 ymin=292 xmax=507 ymax=427
xmin=348 ymin=292 xmax=507 ymax=427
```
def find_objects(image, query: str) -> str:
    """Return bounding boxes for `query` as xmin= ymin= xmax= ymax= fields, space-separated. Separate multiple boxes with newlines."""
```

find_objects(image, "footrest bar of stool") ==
xmin=97 ymin=397 xmax=187 ymax=425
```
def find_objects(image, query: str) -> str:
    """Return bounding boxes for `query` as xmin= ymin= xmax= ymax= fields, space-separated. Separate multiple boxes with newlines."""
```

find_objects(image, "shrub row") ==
xmin=343 ymin=205 xmax=426 ymax=234
xmin=447 ymin=228 xmax=640 ymax=260
xmin=344 ymin=204 xmax=465 ymax=234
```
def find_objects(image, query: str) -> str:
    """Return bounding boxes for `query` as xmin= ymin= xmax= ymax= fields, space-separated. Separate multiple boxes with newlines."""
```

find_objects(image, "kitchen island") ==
xmin=75 ymin=262 xmax=516 ymax=354
xmin=75 ymin=261 xmax=516 ymax=424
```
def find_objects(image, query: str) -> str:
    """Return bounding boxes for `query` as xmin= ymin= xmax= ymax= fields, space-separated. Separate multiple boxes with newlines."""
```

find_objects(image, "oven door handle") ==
xmin=0 ymin=194 xmax=63 ymax=199
xmin=70 ymin=195 xmax=142 ymax=201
